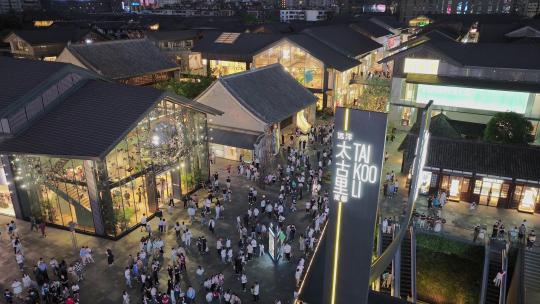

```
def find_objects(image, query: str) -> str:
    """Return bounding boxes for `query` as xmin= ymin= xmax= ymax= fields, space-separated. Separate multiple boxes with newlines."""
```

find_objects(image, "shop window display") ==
xmin=0 ymin=163 xmax=15 ymax=216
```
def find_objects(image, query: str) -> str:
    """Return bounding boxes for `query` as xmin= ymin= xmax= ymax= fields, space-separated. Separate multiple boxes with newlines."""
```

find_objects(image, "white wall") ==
xmin=56 ymin=48 xmax=88 ymax=70
xmin=196 ymin=81 xmax=267 ymax=133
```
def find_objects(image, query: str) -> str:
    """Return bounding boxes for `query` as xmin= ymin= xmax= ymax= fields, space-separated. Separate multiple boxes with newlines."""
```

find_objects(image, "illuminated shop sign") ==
xmin=333 ymin=131 xmax=379 ymax=202
xmin=326 ymin=107 xmax=387 ymax=304
xmin=403 ymin=58 xmax=439 ymax=75
xmin=416 ymin=84 xmax=530 ymax=114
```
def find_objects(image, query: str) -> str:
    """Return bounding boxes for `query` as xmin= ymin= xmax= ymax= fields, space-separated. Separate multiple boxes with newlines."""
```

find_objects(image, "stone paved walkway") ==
xmin=0 ymin=153 xmax=325 ymax=303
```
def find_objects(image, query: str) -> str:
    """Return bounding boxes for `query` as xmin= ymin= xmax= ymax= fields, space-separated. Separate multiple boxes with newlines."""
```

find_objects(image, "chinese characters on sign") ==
xmin=333 ymin=131 xmax=379 ymax=203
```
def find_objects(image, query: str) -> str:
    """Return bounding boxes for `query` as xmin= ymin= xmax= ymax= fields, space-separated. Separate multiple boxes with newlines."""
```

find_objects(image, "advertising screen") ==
xmin=416 ymin=84 xmax=530 ymax=114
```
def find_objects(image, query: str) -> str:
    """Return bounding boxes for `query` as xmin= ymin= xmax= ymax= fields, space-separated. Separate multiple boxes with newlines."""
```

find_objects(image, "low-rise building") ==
xmin=190 ymin=31 xmax=283 ymax=77
xmin=57 ymin=38 xmax=180 ymax=86
xmin=3 ymin=28 xmax=103 ymax=61
xmin=145 ymin=30 xmax=204 ymax=75
xmin=196 ymin=64 xmax=317 ymax=162
xmin=0 ymin=57 xmax=221 ymax=238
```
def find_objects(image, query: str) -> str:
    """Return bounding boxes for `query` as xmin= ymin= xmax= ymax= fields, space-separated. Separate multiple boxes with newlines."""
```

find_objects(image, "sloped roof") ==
xmin=286 ymin=35 xmax=360 ymax=72
xmin=145 ymin=29 xmax=200 ymax=41
xmin=191 ymin=31 xmax=282 ymax=61
xmin=402 ymin=135 xmax=540 ymax=180
xmin=302 ymin=24 xmax=382 ymax=58
xmin=0 ymin=80 xmax=164 ymax=158
xmin=350 ymin=19 xmax=393 ymax=38
xmin=0 ymin=57 xmax=70 ymax=113
xmin=6 ymin=28 xmax=91 ymax=45
xmin=383 ymin=38 xmax=540 ymax=70
xmin=218 ymin=64 xmax=317 ymax=124
xmin=0 ymin=80 xmax=219 ymax=158
xmin=65 ymin=38 xmax=179 ymax=80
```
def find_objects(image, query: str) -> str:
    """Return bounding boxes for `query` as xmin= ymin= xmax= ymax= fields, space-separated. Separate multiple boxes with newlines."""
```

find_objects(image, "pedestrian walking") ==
xmin=106 ymin=248 xmax=114 ymax=267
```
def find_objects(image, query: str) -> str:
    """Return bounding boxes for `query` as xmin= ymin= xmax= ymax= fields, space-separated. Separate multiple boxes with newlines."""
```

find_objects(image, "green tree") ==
xmin=355 ymin=81 xmax=390 ymax=112
xmin=484 ymin=112 xmax=534 ymax=144
xmin=154 ymin=76 xmax=214 ymax=99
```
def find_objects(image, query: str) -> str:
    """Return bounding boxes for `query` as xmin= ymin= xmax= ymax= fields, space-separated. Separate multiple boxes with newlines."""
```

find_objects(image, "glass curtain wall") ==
xmin=11 ymin=155 xmax=95 ymax=232
xmin=104 ymin=99 xmax=208 ymax=235
xmin=253 ymin=41 xmax=324 ymax=91
xmin=333 ymin=66 xmax=362 ymax=108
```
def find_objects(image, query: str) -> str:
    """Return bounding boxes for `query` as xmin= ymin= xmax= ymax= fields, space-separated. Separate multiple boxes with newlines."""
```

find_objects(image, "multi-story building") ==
xmin=279 ymin=9 xmax=331 ymax=22
xmin=0 ymin=0 xmax=22 ymax=13
xmin=382 ymin=34 xmax=540 ymax=213
xmin=398 ymin=0 xmax=532 ymax=21
xmin=0 ymin=57 xmax=221 ymax=238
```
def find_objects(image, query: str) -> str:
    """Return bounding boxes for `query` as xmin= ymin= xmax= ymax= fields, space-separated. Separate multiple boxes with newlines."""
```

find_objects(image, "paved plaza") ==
xmin=0 ymin=138 xmax=326 ymax=304
xmin=1 ymin=129 xmax=539 ymax=304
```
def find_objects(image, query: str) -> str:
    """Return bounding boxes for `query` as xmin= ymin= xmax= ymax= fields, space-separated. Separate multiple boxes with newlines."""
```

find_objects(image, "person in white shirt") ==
xmin=122 ymin=291 xmax=130 ymax=304
xmin=196 ymin=265 xmax=204 ymax=283
xmin=283 ymin=243 xmax=292 ymax=261
xmin=493 ymin=269 xmax=506 ymax=286
xmin=241 ymin=273 xmax=248 ymax=291
xmin=140 ymin=214 xmax=147 ymax=232
xmin=252 ymin=282 xmax=260 ymax=302
xmin=124 ymin=267 xmax=132 ymax=288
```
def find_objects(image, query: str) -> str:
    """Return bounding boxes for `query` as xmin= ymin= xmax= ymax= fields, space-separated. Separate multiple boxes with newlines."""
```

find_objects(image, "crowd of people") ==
xmin=3 ymin=220 xmax=88 ymax=304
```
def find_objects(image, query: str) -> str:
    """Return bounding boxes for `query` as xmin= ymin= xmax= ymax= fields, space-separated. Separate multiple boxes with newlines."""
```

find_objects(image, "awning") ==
xmin=208 ymin=127 xmax=262 ymax=150
xmin=406 ymin=74 xmax=540 ymax=93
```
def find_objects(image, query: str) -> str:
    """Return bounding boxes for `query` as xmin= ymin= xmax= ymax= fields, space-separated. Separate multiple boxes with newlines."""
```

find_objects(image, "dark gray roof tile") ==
xmin=66 ymin=38 xmax=179 ymax=80
xmin=219 ymin=64 xmax=317 ymax=124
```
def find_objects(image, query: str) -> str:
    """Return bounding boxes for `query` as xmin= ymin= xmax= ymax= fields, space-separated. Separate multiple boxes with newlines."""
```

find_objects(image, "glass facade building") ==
xmin=9 ymin=99 xmax=209 ymax=238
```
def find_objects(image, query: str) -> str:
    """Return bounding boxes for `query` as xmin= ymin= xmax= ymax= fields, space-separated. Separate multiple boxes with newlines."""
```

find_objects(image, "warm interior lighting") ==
xmin=149 ymin=23 xmax=159 ymax=31
xmin=403 ymin=58 xmax=439 ymax=75
xmin=34 ymin=20 xmax=53 ymax=27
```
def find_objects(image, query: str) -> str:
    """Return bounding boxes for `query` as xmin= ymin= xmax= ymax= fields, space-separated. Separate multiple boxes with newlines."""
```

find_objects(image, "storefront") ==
xmin=209 ymin=143 xmax=254 ymax=163
xmin=512 ymin=182 xmax=540 ymax=213
xmin=0 ymin=159 xmax=15 ymax=216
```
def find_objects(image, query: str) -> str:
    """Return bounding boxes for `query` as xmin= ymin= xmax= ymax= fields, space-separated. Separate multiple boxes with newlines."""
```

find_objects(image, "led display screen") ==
xmin=416 ymin=84 xmax=530 ymax=114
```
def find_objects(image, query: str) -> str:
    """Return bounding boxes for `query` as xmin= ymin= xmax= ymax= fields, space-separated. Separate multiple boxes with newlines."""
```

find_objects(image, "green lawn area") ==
xmin=416 ymin=234 xmax=484 ymax=304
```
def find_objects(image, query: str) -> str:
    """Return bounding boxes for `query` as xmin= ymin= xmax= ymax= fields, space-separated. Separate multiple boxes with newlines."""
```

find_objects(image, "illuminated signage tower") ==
xmin=324 ymin=107 xmax=388 ymax=304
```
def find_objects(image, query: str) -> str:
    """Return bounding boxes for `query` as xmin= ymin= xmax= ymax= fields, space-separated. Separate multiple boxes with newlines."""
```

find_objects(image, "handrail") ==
xmin=505 ymin=243 xmax=525 ymax=304
xmin=411 ymin=226 xmax=417 ymax=303
xmin=480 ymin=239 xmax=490 ymax=304
xmin=500 ymin=247 xmax=509 ymax=304
xmin=369 ymin=101 xmax=432 ymax=284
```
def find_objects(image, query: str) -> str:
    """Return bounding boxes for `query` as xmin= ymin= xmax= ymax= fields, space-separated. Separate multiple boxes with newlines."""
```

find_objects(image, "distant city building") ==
xmin=399 ymin=0 xmax=534 ymax=21
xmin=279 ymin=9 xmax=331 ymax=22
xmin=0 ymin=0 xmax=22 ymax=13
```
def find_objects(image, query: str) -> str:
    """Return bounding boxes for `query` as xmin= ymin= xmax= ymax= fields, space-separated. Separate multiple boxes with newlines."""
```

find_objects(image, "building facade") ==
xmin=0 ymin=58 xmax=220 ymax=238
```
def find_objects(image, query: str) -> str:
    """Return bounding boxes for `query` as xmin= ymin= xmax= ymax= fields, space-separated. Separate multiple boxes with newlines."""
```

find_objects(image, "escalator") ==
xmin=44 ymin=180 xmax=94 ymax=228
xmin=399 ymin=227 xmax=415 ymax=301
xmin=380 ymin=231 xmax=394 ymax=295
xmin=484 ymin=241 xmax=507 ymax=304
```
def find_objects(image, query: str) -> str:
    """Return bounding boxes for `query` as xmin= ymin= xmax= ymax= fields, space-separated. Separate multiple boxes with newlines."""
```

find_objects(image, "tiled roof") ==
xmin=0 ymin=57 xmax=70 ymax=113
xmin=191 ymin=31 xmax=282 ymax=62
xmin=0 ymin=80 xmax=165 ymax=158
xmin=402 ymin=135 xmax=540 ymax=180
xmin=286 ymin=35 xmax=360 ymax=72
xmin=6 ymin=28 xmax=91 ymax=45
xmin=301 ymin=24 xmax=382 ymax=58
xmin=64 ymin=38 xmax=179 ymax=80
xmin=219 ymin=64 xmax=317 ymax=124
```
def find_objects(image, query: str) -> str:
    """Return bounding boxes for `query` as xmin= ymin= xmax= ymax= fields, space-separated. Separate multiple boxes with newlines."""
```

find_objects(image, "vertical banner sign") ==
xmin=324 ymin=107 xmax=387 ymax=304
